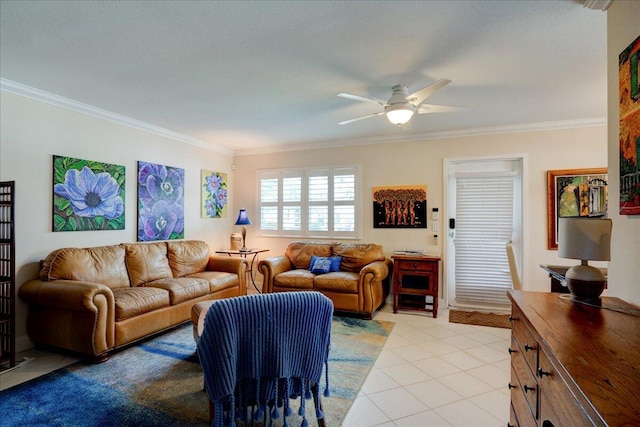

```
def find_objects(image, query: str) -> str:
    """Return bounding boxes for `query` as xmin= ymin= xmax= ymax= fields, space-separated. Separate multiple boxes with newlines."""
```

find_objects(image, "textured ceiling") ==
xmin=0 ymin=1 xmax=607 ymax=154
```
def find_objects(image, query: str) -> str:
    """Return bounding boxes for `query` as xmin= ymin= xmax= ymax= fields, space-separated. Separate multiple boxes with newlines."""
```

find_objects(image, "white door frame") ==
xmin=442 ymin=154 xmax=529 ymax=309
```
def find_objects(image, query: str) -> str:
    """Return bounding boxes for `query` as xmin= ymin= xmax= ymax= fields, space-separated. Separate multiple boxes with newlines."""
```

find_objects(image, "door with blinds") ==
xmin=445 ymin=158 xmax=523 ymax=310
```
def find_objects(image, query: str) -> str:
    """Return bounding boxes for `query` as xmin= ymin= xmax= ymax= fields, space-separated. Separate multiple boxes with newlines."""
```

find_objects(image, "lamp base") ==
xmin=565 ymin=265 xmax=606 ymax=301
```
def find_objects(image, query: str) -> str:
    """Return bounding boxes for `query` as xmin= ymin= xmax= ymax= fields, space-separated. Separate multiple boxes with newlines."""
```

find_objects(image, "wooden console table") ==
xmin=507 ymin=290 xmax=640 ymax=426
xmin=391 ymin=255 xmax=440 ymax=317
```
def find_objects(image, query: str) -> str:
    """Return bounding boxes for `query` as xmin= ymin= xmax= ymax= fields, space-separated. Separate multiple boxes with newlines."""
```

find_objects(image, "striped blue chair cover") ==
xmin=197 ymin=291 xmax=333 ymax=427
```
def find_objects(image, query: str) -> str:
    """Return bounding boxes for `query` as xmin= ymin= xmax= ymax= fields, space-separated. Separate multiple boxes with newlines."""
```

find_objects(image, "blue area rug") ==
xmin=1 ymin=316 xmax=393 ymax=426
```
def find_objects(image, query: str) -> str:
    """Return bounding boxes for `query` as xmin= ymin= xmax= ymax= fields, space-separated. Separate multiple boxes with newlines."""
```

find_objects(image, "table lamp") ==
xmin=234 ymin=208 xmax=251 ymax=252
xmin=558 ymin=217 xmax=612 ymax=301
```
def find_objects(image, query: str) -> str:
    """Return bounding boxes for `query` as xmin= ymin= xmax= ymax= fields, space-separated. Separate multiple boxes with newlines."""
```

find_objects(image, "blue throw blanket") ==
xmin=197 ymin=291 xmax=333 ymax=427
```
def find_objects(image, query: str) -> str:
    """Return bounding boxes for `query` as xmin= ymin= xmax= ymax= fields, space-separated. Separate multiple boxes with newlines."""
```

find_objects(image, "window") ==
xmin=257 ymin=166 xmax=359 ymax=239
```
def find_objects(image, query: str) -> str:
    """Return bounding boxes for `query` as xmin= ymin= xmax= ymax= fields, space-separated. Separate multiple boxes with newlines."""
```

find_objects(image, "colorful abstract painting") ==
xmin=52 ymin=155 xmax=125 ymax=232
xmin=201 ymin=170 xmax=228 ymax=218
xmin=619 ymin=35 xmax=640 ymax=215
xmin=137 ymin=161 xmax=185 ymax=241
xmin=373 ymin=185 xmax=427 ymax=228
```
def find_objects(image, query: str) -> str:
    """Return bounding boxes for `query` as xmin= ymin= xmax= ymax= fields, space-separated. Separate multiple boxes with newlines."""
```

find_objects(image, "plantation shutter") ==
xmin=453 ymin=172 xmax=515 ymax=306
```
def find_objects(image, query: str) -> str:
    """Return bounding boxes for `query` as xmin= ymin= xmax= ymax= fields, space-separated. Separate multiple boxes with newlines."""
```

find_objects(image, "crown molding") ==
xmin=233 ymin=117 xmax=607 ymax=156
xmin=581 ymin=0 xmax=614 ymax=11
xmin=2 ymin=78 xmax=606 ymax=158
xmin=0 ymin=78 xmax=233 ymax=156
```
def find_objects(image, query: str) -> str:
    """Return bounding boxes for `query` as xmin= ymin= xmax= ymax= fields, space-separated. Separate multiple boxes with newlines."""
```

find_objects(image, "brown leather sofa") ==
xmin=258 ymin=241 xmax=392 ymax=318
xmin=19 ymin=240 xmax=246 ymax=361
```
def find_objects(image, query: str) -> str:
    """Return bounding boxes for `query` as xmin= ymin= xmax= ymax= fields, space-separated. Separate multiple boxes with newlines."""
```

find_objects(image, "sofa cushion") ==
xmin=124 ymin=242 xmax=173 ymax=287
xmin=273 ymin=270 xmax=315 ymax=290
xmin=332 ymin=243 xmax=385 ymax=273
xmin=187 ymin=271 xmax=239 ymax=293
xmin=113 ymin=287 xmax=170 ymax=321
xmin=313 ymin=271 xmax=359 ymax=293
xmin=285 ymin=241 xmax=333 ymax=270
xmin=43 ymin=245 xmax=130 ymax=289
xmin=143 ymin=277 xmax=210 ymax=305
xmin=167 ymin=240 xmax=210 ymax=277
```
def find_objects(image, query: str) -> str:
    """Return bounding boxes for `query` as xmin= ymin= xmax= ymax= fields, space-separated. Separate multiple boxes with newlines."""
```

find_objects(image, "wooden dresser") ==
xmin=507 ymin=290 xmax=640 ymax=426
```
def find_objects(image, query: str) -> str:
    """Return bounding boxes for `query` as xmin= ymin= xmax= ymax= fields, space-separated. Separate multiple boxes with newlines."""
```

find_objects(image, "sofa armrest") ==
xmin=357 ymin=258 xmax=393 ymax=317
xmin=359 ymin=259 xmax=391 ymax=282
xmin=18 ymin=279 xmax=115 ymax=357
xmin=258 ymin=256 xmax=293 ymax=293
xmin=19 ymin=279 xmax=114 ymax=312
xmin=206 ymin=255 xmax=247 ymax=275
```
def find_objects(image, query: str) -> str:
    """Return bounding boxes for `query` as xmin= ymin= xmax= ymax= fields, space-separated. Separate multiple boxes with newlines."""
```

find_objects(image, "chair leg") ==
xmin=311 ymin=382 xmax=326 ymax=427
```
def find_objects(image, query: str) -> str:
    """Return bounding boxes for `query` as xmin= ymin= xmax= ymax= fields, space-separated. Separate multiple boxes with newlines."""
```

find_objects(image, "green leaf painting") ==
xmin=52 ymin=155 xmax=126 ymax=232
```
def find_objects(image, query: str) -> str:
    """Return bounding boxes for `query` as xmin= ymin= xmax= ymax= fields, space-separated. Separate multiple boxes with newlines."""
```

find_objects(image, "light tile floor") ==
xmin=0 ymin=304 xmax=511 ymax=427
xmin=343 ymin=305 xmax=511 ymax=427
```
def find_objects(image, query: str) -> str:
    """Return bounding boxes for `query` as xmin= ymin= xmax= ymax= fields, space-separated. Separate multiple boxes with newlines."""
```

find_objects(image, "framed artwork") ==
xmin=373 ymin=185 xmax=427 ymax=228
xmin=546 ymin=168 xmax=608 ymax=250
xmin=137 ymin=161 xmax=185 ymax=241
xmin=52 ymin=155 xmax=125 ymax=232
xmin=619 ymin=35 xmax=640 ymax=215
xmin=201 ymin=170 xmax=228 ymax=218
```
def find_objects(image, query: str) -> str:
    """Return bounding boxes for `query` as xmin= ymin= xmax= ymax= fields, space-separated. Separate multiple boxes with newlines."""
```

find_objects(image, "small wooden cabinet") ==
xmin=391 ymin=255 xmax=440 ymax=317
xmin=508 ymin=290 xmax=640 ymax=427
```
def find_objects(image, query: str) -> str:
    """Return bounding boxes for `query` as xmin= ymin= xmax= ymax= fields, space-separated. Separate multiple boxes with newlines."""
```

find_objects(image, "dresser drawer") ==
xmin=510 ymin=367 xmax=536 ymax=427
xmin=511 ymin=306 xmax=538 ymax=372
xmin=538 ymin=347 xmax=596 ymax=427
xmin=511 ymin=336 xmax=538 ymax=421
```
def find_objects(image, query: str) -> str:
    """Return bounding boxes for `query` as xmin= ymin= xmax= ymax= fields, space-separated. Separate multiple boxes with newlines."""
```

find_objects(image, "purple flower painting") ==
xmin=201 ymin=170 xmax=228 ymax=218
xmin=137 ymin=161 xmax=185 ymax=241
xmin=52 ymin=155 xmax=125 ymax=231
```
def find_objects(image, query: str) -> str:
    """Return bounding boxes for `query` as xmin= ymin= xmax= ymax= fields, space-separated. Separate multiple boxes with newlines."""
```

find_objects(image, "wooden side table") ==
xmin=391 ymin=254 xmax=440 ymax=317
xmin=216 ymin=248 xmax=269 ymax=293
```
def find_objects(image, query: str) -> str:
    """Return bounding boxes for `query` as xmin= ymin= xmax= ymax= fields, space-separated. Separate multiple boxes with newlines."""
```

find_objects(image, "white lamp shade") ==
xmin=558 ymin=217 xmax=612 ymax=261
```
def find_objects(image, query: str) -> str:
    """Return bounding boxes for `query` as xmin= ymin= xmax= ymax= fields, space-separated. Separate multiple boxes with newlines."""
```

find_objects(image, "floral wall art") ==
xmin=137 ymin=161 xmax=185 ymax=241
xmin=201 ymin=170 xmax=228 ymax=218
xmin=52 ymin=155 xmax=125 ymax=232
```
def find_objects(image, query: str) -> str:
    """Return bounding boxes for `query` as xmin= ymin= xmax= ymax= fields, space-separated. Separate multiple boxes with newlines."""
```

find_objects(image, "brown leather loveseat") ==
xmin=19 ymin=240 xmax=246 ymax=361
xmin=258 ymin=241 xmax=392 ymax=318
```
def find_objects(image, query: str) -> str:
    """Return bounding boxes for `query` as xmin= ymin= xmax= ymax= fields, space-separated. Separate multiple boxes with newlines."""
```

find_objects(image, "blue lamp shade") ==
xmin=235 ymin=209 xmax=251 ymax=226
xmin=234 ymin=209 xmax=251 ymax=251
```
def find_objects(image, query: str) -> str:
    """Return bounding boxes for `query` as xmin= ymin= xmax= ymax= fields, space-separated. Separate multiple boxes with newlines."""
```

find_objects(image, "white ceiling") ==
xmin=0 ymin=1 xmax=607 ymax=155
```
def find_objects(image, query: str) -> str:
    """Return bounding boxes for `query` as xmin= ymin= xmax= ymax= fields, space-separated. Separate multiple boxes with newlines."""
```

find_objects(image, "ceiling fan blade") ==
xmin=408 ymin=79 xmax=452 ymax=106
xmin=338 ymin=111 xmax=385 ymax=125
xmin=417 ymin=104 xmax=470 ymax=114
xmin=337 ymin=92 xmax=387 ymax=106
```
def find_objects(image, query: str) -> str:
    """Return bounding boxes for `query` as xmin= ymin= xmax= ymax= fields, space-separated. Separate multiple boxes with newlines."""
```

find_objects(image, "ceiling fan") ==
xmin=337 ymin=78 xmax=467 ymax=126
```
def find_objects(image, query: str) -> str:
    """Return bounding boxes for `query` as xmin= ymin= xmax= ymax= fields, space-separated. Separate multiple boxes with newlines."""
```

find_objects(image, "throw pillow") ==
xmin=310 ymin=256 xmax=332 ymax=274
xmin=329 ymin=256 xmax=342 ymax=272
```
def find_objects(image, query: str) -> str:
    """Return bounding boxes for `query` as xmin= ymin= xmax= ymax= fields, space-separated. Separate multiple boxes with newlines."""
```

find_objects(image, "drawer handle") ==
xmin=537 ymin=367 xmax=551 ymax=378
xmin=524 ymin=384 xmax=536 ymax=393
xmin=508 ymin=347 xmax=517 ymax=355
xmin=509 ymin=315 xmax=516 ymax=322
xmin=413 ymin=263 xmax=418 ymax=268
xmin=508 ymin=382 xmax=517 ymax=389
xmin=524 ymin=343 xmax=535 ymax=352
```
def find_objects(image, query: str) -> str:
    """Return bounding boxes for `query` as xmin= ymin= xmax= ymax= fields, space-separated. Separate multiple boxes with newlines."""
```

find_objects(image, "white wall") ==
xmin=607 ymin=0 xmax=640 ymax=305
xmin=233 ymin=126 xmax=607 ymax=300
xmin=0 ymin=92 xmax=236 ymax=350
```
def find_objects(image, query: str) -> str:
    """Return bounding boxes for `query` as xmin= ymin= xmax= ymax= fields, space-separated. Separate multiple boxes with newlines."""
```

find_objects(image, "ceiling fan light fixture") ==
xmin=385 ymin=104 xmax=415 ymax=125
